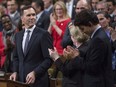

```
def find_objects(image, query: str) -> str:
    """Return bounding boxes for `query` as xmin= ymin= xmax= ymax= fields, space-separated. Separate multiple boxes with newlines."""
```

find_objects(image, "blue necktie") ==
xmin=24 ymin=30 xmax=30 ymax=55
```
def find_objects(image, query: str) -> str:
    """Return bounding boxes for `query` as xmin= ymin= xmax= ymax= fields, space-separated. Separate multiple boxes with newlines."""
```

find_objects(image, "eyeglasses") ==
xmin=76 ymin=7 xmax=85 ymax=10
xmin=55 ymin=8 xmax=63 ymax=11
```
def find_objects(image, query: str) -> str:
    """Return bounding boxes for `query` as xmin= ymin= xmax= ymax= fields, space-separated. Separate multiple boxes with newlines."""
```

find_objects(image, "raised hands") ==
xmin=48 ymin=47 xmax=60 ymax=61
xmin=50 ymin=13 xmax=56 ymax=26
xmin=63 ymin=46 xmax=80 ymax=60
xmin=48 ymin=46 xmax=80 ymax=61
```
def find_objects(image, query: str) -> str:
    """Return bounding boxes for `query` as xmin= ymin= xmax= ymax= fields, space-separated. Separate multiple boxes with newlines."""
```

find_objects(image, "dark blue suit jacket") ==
xmin=36 ymin=11 xmax=50 ymax=30
xmin=70 ymin=28 xmax=113 ymax=87
xmin=13 ymin=27 xmax=53 ymax=87
xmin=55 ymin=42 xmax=88 ymax=87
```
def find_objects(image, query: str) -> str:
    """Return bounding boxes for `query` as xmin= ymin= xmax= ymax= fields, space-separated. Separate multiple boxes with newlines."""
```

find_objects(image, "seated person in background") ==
xmin=48 ymin=24 xmax=89 ymax=87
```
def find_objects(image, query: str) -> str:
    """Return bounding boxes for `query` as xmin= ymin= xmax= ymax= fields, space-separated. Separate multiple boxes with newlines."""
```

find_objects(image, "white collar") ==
xmin=36 ymin=11 xmax=44 ymax=21
xmin=91 ymin=24 xmax=101 ymax=38
xmin=25 ymin=25 xmax=36 ymax=33
xmin=45 ymin=5 xmax=53 ymax=12
xmin=9 ymin=11 xmax=18 ymax=17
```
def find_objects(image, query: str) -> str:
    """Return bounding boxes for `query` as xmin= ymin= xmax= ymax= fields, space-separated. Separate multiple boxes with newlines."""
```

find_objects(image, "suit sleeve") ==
xmin=54 ymin=56 xmax=84 ymax=76
xmin=70 ymin=38 xmax=108 ymax=74
xmin=61 ymin=24 xmax=73 ymax=48
xmin=54 ymin=42 xmax=88 ymax=76
xmin=13 ymin=33 xmax=19 ymax=73
xmin=43 ymin=15 xmax=50 ymax=30
xmin=113 ymin=40 xmax=116 ymax=49
xmin=34 ymin=31 xmax=53 ymax=77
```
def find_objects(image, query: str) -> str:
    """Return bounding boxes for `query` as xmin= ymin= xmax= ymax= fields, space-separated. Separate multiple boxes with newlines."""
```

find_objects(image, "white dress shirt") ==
xmin=36 ymin=11 xmax=43 ymax=22
xmin=22 ymin=25 xmax=36 ymax=52
xmin=91 ymin=24 xmax=101 ymax=38
xmin=66 ymin=0 xmax=73 ymax=18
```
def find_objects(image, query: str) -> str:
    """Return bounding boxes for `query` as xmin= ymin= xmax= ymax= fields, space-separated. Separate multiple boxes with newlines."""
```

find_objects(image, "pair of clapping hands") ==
xmin=48 ymin=46 xmax=80 ymax=61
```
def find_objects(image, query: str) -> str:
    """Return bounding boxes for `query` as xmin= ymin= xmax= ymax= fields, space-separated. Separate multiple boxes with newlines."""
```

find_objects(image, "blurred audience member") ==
xmin=0 ymin=4 xmax=7 ymax=17
xmin=43 ymin=0 xmax=53 ymax=15
xmin=97 ymin=11 xmax=112 ymax=31
xmin=96 ymin=1 xmax=108 ymax=13
xmin=20 ymin=1 xmax=31 ymax=10
xmin=7 ymin=0 xmax=20 ymax=27
xmin=65 ymin=0 xmax=78 ymax=20
xmin=1 ymin=14 xmax=18 ymax=72
xmin=32 ymin=0 xmax=50 ymax=30
xmin=62 ymin=0 xmax=91 ymax=48
xmin=90 ymin=0 xmax=100 ymax=12
xmin=48 ymin=1 xmax=71 ymax=55
xmin=0 ymin=4 xmax=7 ymax=32
xmin=106 ymin=0 xmax=116 ymax=17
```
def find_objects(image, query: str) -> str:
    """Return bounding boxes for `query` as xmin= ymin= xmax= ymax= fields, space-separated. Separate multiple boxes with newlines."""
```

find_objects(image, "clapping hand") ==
xmin=48 ymin=47 xmax=60 ymax=61
xmin=50 ymin=13 xmax=56 ymax=25
xmin=63 ymin=46 xmax=80 ymax=60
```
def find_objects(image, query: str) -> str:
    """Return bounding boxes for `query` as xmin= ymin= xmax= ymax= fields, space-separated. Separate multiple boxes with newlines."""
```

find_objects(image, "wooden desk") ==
xmin=0 ymin=79 xmax=30 ymax=87
xmin=50 ymin=78 xmax=62 ymax=87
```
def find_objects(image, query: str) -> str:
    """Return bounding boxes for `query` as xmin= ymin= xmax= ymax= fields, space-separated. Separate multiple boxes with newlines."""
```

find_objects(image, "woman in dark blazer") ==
xmin=48 ymin=25 xmax=89 ymax=87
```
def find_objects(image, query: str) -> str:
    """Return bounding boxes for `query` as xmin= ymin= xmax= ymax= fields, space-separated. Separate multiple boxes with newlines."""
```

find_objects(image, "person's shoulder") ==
xmin=35 ymin=27 xmax=48 ymax=34
xmin=42 ymin=11 xmax=50 ymax=18
xmin=15 ymin=29 xmax=24 ymax=36
xmin=99 ymin=28 xmax=109 ymax=39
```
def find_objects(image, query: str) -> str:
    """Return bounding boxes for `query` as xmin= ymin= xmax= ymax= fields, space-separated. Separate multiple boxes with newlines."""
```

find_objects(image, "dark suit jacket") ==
xmin=0 ymin=21 xmax=3 ymax=32
xmin=46 ymin=7 xmax=53 ymax=16
xmin=70 ymin=28 xmax=113 ymax=87
xmin=71 ymin=0 xmax=78 ymax=20
xmin=13 ymin=27 xmax=53 ymax=87
xmin=54 ymin=42 xmax=88 ymax=87
xmin=113 ymin=40 xmax=116 ymax=49
xmin=61 ymin=21 xmax=73 ymax=48
xmin=48 ymin=7 xmax=53 ymax=15
xmin=36 ymin=11 xmax=50 ymax=30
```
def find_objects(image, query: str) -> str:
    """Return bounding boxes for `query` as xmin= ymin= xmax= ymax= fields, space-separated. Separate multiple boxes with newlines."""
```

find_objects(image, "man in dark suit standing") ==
xmin=32 ymin=0 xmax=50 ymax=30
xmin=72 ymin=9 xmax=113 ymax=87
xmin=10 ymin=6 xmax=53 ymax=87
xmin=7 ymin=0 xmax=20 ymax=27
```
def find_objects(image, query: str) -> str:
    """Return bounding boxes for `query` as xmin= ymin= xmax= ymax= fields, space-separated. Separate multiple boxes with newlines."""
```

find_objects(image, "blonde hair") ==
xmin=53 ymin=1 xmax=69 ymax=20
xmin=69 ymin=25 xmax=88 ymax=43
